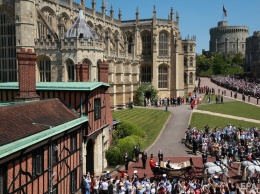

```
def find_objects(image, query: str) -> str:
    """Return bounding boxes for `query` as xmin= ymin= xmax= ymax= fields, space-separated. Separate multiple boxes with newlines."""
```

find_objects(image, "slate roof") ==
xmin=0 ymin=98 xmax=80 ymax=146
xmin=65 ymin=9 xmax=99 ymax=39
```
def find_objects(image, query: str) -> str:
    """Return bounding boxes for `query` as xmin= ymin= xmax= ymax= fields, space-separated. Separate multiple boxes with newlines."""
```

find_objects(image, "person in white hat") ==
xmin=105 ymin=170 xmax=111 ymax=180
xmin=132 ymin=170 xmax=139 ymax=181
xmin=162 ymin=174 xmax=167 ymax=183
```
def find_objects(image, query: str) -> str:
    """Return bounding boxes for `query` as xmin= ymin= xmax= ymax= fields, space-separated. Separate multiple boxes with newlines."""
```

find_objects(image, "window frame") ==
xmin=70 ymin=170 xmax=77 ymax=194
xmin=126 ymin=34 xmax=133 ymax=54
xmin=189 ymin=73 xmax=193 ymax=84
xmin=0 ymin=11 xmax=17 ymax=82
xmin=67 ymin=60 xmax=75 ymax=82
xmin=70 ymin=132 xmax=77 ymax=153
xmin=189 ymin=57 xmax=193 ymax=67
xmin=158 ymin=66 xmax=168 ymax=89
xmin=94 ymin=98 xmax=101 ymax=120
xmin=33 ymin=148 xmax=44 ymax=176
xmin=141 ymin=32 xmax=152 ymax=56
xmin=159 ymin=32 xmax=168 ymax=56
xmin=39 ymin=58 xmax=51 ymax=82
xmin=141 ymin=66 xmax=152 ymax=83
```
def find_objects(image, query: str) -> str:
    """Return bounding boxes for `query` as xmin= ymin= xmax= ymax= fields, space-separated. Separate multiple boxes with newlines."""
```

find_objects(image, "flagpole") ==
xmin=222 ymin=5 xmax=224 ymax=21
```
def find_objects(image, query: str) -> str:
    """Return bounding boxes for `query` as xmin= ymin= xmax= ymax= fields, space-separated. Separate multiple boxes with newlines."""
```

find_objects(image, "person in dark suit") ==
xmin=141 ymin=151 xmax=147 ymax=169
xmin=202 ymin=151 xmax=207 ymax=164
xmin=193 ymin=137 xmax=198 ymax=155
xmin=158 ymin=150 xmax=163 ymax=166
xmin=133 ymin=145 xmax=140 ymax=163
xmin=124 ymin=152 xmax=129 ymax=173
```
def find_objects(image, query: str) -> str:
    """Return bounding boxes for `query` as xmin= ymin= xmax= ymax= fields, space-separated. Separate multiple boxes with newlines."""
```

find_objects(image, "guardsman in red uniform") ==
xmin=149 ymin=154 xmax=155 ymax=169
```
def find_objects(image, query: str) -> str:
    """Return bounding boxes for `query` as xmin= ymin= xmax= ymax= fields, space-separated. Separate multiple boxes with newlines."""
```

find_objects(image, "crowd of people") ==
xmin=211 ymin=76 xmax=260 ymax=99
xmin=81 ymin=167 xmax=257 ymax=194
xmin=185 ymin=124 xmax=260 ymax=165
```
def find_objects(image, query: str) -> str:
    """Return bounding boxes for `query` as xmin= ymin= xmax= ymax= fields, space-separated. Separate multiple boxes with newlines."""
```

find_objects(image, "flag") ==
xmin=223 ymin=5 xmax=227 ymax=17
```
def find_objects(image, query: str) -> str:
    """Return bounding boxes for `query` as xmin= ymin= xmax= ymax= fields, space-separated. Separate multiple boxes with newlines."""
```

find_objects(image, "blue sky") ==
xmin=77 ymin=0 xmax=260 ymax=54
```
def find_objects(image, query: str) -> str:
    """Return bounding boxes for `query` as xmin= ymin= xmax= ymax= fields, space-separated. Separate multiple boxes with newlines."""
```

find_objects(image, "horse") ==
xmin=204 ymin=165 xmax=229 ymax=180
xmin=203 ymin=156 xmax=230 ymax=169
xmin=237 ymin=161 xmax=254 ymax=176
xmin=244 ymin=165 xmax=260 ymax=182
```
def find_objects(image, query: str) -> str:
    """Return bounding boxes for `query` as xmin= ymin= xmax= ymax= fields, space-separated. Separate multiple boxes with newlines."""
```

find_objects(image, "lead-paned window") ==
xmin=94 ymin=98 xmax=101 ymax=120
xmin=141 ymin=32 xmax=151 ymax=56
xmin=67 ymin=60 xmax=74 ymax=82
xmin=33 ymin=148 xmax=44 ymax=176
xmin=159 ymin=33 xmax=168 ymax=56
xmin=70 ymin=132 xmax=77 ymax=153
xmin=70 ymin=170 xmax=77 ymax=193
xmin=0 ymin=11 xmax=17 ymax=82
xmin=39 ymin=59 xmax=51 ymax=82
xmin=141 ymin=66 xmax=152 ymax=83
xmin=158 ymin=66 xmax=168 ymax=88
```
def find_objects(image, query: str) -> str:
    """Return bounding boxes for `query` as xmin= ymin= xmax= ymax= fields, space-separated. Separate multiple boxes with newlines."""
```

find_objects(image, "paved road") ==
xmin=146 ymin=104 xmax=197 ymax=157
xmin=113 ymin=77 xmax=260 ymax=179
xmin=200 ymin=77 xmax=260 ymax=106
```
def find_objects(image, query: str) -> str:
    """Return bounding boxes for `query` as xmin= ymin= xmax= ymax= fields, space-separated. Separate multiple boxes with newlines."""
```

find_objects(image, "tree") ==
xmin=232 ymin=52 xmax=244 ymax=67
xmin=212 ymin=54 xmax=228 ymax=75
xmin=136 ymin=83 xmax=158 ymax=106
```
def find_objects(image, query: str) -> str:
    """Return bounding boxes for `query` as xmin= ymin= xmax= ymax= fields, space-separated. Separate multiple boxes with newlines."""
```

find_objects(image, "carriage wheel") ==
xmin=185 ymin=170 xmax=195 ymax=181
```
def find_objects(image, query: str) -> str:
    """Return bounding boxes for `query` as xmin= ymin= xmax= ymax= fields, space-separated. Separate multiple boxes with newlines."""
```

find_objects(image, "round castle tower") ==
xmin=209 ymin=21 xmax=249 ymax=55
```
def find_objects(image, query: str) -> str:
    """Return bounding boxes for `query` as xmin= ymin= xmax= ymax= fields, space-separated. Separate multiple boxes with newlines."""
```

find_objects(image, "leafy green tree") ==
xmin=112 ymin=120 xmax=146 ymax=145
xmin=136 ymin=83 xmax=158 ymax=106
xmin=212 ymin=54 xmax=228 ymax=75
xmin=232 ymin=52 xmax=244 ymax=67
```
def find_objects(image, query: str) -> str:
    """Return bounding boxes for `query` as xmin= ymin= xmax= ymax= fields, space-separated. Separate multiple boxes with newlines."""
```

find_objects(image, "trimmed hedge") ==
xmin=113 ymin=120 xmax=146 ymax=140
xmin=105 ymin=146 xmax=122 ymax=166
xmin=105 ymin=135 xmax=144 ymax=165
xmin=106 ymin=120 xmax=146 ymax=165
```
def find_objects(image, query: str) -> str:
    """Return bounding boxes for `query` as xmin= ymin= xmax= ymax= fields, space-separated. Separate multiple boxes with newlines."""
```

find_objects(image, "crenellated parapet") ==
xmin=34 ymin=38 xmax=104 ymax=51
xmin=34 ymin=38 xmax=57 ymax=50
xmin=209 ymin=21 xmax=249 ymax=55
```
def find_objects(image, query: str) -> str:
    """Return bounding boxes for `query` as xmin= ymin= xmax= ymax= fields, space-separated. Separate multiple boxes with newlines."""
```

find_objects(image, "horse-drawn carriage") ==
xmin=151 ymin=158 xmax=201 ymax=180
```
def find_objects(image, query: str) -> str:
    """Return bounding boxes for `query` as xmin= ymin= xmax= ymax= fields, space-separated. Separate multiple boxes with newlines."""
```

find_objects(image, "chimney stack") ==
xmin=15 ymin=48 xmax=39 ymax=101
xmin=76 ymin=61 xmax=89 ymax=82
xmin=98 ymin=60 xmax=109 ymax=83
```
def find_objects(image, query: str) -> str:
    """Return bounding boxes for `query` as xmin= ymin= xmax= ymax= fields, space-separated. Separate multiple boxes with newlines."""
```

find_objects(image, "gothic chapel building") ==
xmin=0 ymin=0 xmax=196 ymax=109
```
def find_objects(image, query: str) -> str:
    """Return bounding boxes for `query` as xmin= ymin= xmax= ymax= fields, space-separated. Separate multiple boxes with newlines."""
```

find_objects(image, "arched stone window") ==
xmin=141 ymin=32 xmax=151 ymax=56
xmin=37 ymin=22 xmax=47 ymax=39
xmin=39 ymin=58 xmax=51 ymax=82
xmin=43 ymin=9 xmax=53 ymax=25
xmin=184 ymin=57 xmax=188 ymax=67
xmin=66 ymin=59 xmax=74 ymax=82
xmin=184 ymin=72 xmax=188 ymax=85
xmin=0 ymin=9 xmax=17 ymax=82
xmin=158 ymin=65 xmax=168 ymax=88
xmin=189 ymin=72 xmax=193 ymax=84
xmin=159 ymin=32 xmax=168 ymax=56
xmin=141 ymin=65 xmax=152 ymax=83
xmin=189 ymin=57 xmax=193 ymax=67
xmin=126 ymin=34 xmax=133 ymax=54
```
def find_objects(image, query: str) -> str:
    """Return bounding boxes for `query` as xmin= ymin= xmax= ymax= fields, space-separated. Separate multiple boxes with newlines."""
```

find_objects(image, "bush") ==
xmin=118 ymin=135 xmax=144 ymax=161
xmin=113 ymin=120 xmax=146 ymax=141
xmin=105 ymin=135 xmax=144 ymax=165
xmin=105 ymin=146 xmax=122 ymax=166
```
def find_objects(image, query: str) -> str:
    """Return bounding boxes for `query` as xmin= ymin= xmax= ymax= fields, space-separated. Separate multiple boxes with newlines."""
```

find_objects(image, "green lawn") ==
xmin=197 ymin=101 xmax=260 ymax=120
xmin=113 ymin=108 xmax=170 ymax=149
xmin=202 ymin=94 xmax=218 ymax=103
xmin=189 ymin=113 xmax=260 ymax=131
